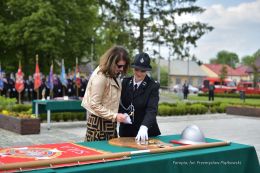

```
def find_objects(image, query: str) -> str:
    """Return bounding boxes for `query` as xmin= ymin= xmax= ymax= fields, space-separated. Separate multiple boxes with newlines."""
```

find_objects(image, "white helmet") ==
xmin=178 ymin=125 xmax=206 ymax=144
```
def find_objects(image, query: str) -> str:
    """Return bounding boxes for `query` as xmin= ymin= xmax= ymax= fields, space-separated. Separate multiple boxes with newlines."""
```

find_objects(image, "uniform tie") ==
xmin=134 ymin=84 xmax=138 ymax=91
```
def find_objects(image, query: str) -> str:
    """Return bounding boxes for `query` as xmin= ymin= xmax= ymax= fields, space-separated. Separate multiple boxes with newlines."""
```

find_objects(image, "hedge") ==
xmin=39 ymin=112 xmax=86 ymax=122
xmin=198 ymin=93 xmax=260 ymax=99
xmin=158 ymin=102 xmax=231 ymax=116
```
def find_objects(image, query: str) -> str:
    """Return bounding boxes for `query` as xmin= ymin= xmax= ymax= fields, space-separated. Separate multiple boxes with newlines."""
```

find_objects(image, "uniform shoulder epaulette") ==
xmin=153 ymin=80 xmax=160 ymax=87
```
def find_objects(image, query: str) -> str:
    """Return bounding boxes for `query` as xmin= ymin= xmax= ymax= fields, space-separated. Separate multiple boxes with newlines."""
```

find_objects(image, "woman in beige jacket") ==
xmin=81 ymin=45 xmax=130 ymax=141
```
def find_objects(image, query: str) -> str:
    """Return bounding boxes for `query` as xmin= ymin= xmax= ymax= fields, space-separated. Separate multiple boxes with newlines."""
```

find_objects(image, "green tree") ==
xmin=242 ymin=49 xmax=260 ymax=87
xmin=160 ymin=67 xmax=168 ymax=87
xmin=219 ymin=65 xmax=227 ymax=86
xmin=210 ymin=50 xmax=239 ymax=68
xmin=97 ymin=0 xmax=137 ymax=60
xmin=99 ymin=0 xmax=213 ymax=58
xmin=0 ymin=0 xmax=99 ymax=75
xmin=241 ymin=55 xmax=255 ymax=66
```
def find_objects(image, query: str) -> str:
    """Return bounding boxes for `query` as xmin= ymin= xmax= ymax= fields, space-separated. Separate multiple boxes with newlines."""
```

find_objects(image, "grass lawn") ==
xmin=160 ymin=91 xmax=260 ymax=106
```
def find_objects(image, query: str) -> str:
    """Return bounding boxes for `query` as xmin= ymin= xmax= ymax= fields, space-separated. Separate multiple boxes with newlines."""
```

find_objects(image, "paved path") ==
xmin=0 ymin=113 xmax=259 ymax=161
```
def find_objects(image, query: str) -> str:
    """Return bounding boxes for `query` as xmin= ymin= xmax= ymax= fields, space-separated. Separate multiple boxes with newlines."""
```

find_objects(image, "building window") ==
xmin=176 ymin=78 xmax=181 ymax=84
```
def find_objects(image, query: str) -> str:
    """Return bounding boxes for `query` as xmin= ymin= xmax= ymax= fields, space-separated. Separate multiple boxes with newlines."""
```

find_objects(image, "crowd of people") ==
xmin=0 ymin=73 xmax=89 ymax=102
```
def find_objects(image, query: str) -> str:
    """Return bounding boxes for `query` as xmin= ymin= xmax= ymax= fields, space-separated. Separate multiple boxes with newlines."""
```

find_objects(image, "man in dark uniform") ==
xmin=208 ymin=81 xmax=215 ymax=101
xmin=66 ymin=77 xmax=75 ymax=97
xmin=183 ymin=81 xmax=189 ymax=100
xmin=119 ymin=53 xmax=161 ymax=143
xmin=27 ymin=75 xmax=34 ymax=101
xmin=40 ymin=76 xmax=49 ymax=99
xmin=1 ymin=72 xmax=8 ymax=97
xmin=53 ymin=75 xmax=63 ymax=98
xmin=7 ymin=73 xmax=16 ymax=98
xmin=79 ymin=77 xmax=88 ymax=97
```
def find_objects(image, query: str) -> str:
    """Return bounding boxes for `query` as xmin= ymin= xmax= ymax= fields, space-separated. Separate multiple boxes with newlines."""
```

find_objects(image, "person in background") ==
xmin=66 ymin=75 xmax=75 ymax=97
xmin=183 ymin=81 xmax=189 ymax=100
xmin=81 ymin=45 xmax=130 ymax=141
xmin=208 ymin=81 xmax=215 ymax=101
xmin=119 ymin=52 xmax=161 ymax=143
xmin=79 ymin=77 xmax=88 ymax=97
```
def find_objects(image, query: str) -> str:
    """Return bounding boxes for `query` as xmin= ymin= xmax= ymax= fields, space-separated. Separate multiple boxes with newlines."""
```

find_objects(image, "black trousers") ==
xmin=209 ymin=91 xmax=214 ymax=101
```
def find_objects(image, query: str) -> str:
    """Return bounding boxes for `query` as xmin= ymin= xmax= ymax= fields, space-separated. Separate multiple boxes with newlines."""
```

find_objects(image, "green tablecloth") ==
xmin=32 ymin=100 xmax=85 ymax=114
xmin=28 ymin=135 xmax=259 ymax=173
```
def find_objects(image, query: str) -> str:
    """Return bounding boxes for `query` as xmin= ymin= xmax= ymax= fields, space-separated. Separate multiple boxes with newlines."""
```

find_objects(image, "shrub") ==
xmin=11 ymin=104 xmax=32 ymax=113
xmin=63 ymin=114 xmax=69 ymax=121
xmin=175 ymin=103 xmax=187 ymax=115
xmin=39 ymin=114 xmax=47 ymax=122
xmin=158 ymin=105 xmax=172 ymax=116
xmin=217 ymin=103 xmax=230 ymax=113
xmin=0 ymin=96 xmax=16 ymax=111
xmin=210 ymin=106 xmax=217 ymax=113
xmin=77 ymin=113 xmax=85 ymax=120
xmin=198 ymin=93 xmax=260 ymax=99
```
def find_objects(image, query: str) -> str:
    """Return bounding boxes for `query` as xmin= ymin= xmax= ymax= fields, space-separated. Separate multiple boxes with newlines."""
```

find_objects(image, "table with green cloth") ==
xmin=28 ymin=134 xmax=259 ymax=173
xmin=32 ymin=100 xmax=85 ymax=129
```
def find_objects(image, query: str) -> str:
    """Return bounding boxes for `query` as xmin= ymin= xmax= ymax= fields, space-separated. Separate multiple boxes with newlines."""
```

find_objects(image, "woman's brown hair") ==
xmin=99 ymin=45 xmax=130 ymax=77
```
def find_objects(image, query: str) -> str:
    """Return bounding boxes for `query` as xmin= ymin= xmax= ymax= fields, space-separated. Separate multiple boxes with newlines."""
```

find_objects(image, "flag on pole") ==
xmin=47 ymin=63 xmax=54 ymax=90
xmin=15 ymin=61 xmax=24 ymax=93
xmin=75 ymin=58 xmax=81 ymax=88
xmin=60 ymin=59 xmax=67 ymax=87
xmin=34 ymin=55 xmax=41 ymax=90
xmin=0 ymin=63 xmax=4 ymax=90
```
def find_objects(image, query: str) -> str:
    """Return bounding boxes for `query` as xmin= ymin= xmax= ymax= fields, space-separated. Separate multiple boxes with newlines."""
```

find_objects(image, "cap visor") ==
xmin=131 ymin=65 xmax=151 ymax=71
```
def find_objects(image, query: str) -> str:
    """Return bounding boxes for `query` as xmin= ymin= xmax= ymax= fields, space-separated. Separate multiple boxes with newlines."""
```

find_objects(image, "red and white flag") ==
xmin=34 ymin=56 xmax=41 ymax=90
xmin=15 ymin=64 xmax=24 ymax=93
xmin=75 ymin=58 xmax=81 ymax=88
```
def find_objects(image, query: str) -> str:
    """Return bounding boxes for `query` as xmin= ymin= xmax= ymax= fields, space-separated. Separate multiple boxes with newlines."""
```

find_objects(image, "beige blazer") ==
xmin=81 ymin=66 xmax=121 ymax=122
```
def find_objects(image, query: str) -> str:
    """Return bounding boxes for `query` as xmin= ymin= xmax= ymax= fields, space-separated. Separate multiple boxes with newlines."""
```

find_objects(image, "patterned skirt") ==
xmin=85 ymin=113 xmax=117 ymax=142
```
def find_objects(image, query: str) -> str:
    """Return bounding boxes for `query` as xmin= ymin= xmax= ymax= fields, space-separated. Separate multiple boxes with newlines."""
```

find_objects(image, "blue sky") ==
xmin=196 ymin=0 xmax=256 ymax=7
xmin=155 ymin=0 xmax=260 ymax=64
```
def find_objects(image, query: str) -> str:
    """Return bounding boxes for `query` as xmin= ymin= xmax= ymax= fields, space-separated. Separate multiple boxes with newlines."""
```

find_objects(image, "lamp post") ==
xmin=157 ymin=39 xmax=164 ymax=84
xmin=157 ymin=43 xmax=161 ymax=83
xmin=187 ymin=56 xmax=190 ymax=84
xmin=168 ymin=47 xmax=171 ymax=89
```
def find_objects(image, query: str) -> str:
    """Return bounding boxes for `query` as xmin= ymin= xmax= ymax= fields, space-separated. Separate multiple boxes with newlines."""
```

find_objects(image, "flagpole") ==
xmin=18 ymin=60 xmax=21 ymax=104
xmin=0 ymin=62 xmax=1 ymax=96
xmin=0 ymin=141 xmax=230 ymax=171
xmin=51 ymin=60 xmax=53 ymax=99
xmin=76 ymin=58 xmax=79 ymax=97
xmin=36 ymin=55 xmax=39 ymax=100
xmin=62 ymin=59 xmax=65 ymax=97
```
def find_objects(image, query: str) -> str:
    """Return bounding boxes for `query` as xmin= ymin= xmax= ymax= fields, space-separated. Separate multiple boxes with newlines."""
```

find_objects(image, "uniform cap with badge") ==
xmin=131 ymin=53 xmax=152 ymax=71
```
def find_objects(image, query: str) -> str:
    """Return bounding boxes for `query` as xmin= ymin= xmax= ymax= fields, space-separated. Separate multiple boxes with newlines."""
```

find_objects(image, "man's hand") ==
xmin=136 ymin=125 xmax=148 ymax=143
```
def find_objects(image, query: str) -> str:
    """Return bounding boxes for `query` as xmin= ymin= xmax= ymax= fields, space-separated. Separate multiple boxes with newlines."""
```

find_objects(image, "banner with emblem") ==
xmin=34 ymin=55 xmax=41 ymax=91
xmin=0 ymin=143 xmax=123 ymax=172
xmin=75 ymin=58 xmax=81 ymax=88
xmin=47 ymin=64 xmax=54 ymax=90
xmin=60 ymin=59 xmax=68 ymax=87
xmin=15 ymin=62 xmax=24 ymax=93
